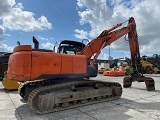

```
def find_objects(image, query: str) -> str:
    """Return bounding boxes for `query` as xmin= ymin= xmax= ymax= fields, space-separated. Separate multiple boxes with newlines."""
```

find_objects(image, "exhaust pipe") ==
xmin=33 ymin=36 xmax=39 ymax=49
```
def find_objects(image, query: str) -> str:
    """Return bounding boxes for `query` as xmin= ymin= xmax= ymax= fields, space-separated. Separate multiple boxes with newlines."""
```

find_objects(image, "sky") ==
xmin=0 ymin=0 xmax=160 ymax=60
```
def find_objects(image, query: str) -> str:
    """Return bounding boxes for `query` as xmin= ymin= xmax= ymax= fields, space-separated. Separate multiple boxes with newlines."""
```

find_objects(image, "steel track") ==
xmin=26 ymin=80 xmax=122 ymax=114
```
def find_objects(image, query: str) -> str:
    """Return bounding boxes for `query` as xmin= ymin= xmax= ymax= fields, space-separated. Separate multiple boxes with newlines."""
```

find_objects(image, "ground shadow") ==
xmin=15 ymin=97 xmax=160 ymax=120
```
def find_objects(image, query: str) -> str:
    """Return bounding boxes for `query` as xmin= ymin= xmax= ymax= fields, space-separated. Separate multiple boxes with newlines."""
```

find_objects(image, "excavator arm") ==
xmin=78 ymin=17 xmax=155 ymax=91
xmin=127 ymin=17 xmax=143 ymax=75
xmin=123 ymin=18 xmax=155 ymax=91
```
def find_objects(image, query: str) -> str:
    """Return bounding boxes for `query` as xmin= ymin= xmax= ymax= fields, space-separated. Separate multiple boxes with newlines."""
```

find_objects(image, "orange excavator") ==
xmin=7 ymin=17 xmax=154 ymax=114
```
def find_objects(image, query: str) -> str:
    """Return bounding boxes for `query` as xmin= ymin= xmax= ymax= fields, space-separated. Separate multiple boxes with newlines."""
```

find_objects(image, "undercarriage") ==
xmin=19 ymin=79 xmax=122 ymax=114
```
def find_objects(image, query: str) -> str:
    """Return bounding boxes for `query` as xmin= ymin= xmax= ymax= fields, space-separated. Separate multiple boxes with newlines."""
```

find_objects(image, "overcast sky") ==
xmin=0 ymin=0 xmax=160 ymax=59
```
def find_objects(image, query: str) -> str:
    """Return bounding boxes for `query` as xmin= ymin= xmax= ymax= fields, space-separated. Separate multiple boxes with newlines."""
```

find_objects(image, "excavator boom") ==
xmin=77 ymin=20 xmax=132 ymax=63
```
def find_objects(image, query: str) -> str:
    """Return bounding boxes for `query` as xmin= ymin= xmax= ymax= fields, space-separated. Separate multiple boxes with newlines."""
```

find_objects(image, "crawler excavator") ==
xmin=7 ymin=17 xmax=154 ymax=114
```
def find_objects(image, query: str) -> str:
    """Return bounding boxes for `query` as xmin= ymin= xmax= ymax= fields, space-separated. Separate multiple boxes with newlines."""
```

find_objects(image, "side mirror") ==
xmin=17 ymin=41 xmax=20 ymax=46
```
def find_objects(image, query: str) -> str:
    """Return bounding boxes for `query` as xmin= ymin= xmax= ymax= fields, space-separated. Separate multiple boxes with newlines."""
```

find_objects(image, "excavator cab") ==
xmin=56 ymin=40 xmax=85 ymax=54
xmin=56 ymin=40 xmax=98 ymax=77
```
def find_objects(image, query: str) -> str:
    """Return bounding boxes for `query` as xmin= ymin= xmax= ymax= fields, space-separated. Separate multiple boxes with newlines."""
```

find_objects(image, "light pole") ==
xmin=108 ymin=44 xmax=110 ymax=66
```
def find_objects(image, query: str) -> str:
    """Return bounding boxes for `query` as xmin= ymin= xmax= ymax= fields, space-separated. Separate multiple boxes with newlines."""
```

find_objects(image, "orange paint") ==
xmin=7 ymin=45 xmax=87 ymax=81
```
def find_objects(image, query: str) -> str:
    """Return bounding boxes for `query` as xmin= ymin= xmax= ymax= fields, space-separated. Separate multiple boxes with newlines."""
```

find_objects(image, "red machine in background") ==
xmin=7 ymin=17 xmax=154 ymax=114
xmin=103 ymin=58 xmax=126 ymax=77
